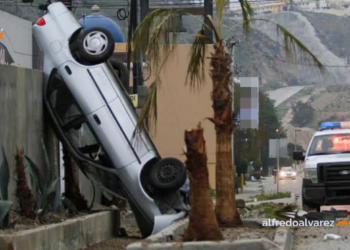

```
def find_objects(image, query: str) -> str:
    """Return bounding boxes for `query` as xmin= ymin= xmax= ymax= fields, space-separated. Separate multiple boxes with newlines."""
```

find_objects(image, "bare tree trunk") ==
xmin=215 ymin=128 xmax=242 ymax=226
xmin=183 ymin=123 xmax=223 ymax=241
xmin=63 ymin=147 xmax=88 ymax=211
xmin=15 ymin=147 xmax=36 ymax=219
xmin=209 ymin=42 xmax=242 ymax=227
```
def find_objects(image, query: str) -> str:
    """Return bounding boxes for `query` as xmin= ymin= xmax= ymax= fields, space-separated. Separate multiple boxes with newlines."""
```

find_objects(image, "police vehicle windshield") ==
xmin=308 ymin=134 xmax=350 ymax=156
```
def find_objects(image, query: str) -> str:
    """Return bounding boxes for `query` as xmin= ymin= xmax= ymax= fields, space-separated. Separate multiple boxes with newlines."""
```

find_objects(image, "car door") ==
xmin=46 ymin=70 xmax=126 ymax=197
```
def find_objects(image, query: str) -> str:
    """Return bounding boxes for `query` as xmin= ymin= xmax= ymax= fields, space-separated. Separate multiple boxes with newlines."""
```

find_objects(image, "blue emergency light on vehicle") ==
xmin=320 ymin=122 xmax=350 ymax=131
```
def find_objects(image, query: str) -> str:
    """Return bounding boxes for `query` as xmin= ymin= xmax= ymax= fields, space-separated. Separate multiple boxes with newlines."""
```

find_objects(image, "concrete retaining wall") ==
xmin=0 ymin=210 xmax=120 ymax=250
xmin=0 ymin=64 xmax=46 ymax=203
xmin=0 ymin=64 xmax=102 ymax=204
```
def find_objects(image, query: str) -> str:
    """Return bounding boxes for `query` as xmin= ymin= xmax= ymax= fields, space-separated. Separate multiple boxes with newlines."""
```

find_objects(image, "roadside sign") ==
xmin=129 ymin=94 xmax=138 ymax=107
xmin=269 ymin=139 xmax=288 ymax=158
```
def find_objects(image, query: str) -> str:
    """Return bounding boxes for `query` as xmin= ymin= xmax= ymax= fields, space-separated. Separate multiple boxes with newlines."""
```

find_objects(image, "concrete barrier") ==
xmin=0 ymin=210 xmax=120 ymax=250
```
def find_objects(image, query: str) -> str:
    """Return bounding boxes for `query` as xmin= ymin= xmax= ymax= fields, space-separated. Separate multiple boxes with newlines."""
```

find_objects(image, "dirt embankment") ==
xmin=279 ymin=85 xmax=350 ymax=150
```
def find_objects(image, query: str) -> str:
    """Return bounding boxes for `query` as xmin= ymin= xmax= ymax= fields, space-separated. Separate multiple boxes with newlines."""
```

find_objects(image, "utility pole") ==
xmin=294 ymin=128 xmax=301 ymax=171
xmin=276 ymin=128 xmax=280 ymax=193
xmin=204 ymin=0 xmax=213 ymax=43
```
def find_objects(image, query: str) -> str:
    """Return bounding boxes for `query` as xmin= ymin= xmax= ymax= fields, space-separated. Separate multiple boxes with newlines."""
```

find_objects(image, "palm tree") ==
xmin=131 ymin=0 xmax=325 ymax=227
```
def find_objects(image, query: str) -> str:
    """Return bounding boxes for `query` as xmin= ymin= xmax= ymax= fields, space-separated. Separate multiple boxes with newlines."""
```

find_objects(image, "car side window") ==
xmin=47 ymin=72 xmax=113 ymax=167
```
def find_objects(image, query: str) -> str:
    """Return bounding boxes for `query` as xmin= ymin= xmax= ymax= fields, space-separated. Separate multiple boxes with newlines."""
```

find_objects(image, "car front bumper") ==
xmin=303 ymin=178 xmax=350 ymax=206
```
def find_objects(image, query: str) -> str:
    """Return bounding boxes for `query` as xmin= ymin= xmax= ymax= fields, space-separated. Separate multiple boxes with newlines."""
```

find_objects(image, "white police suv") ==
xmin=294 ymin=122 xmax=350 ymax=211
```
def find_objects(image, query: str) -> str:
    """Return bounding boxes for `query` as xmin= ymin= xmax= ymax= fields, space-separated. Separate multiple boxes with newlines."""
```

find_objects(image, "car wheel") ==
xmin=78 ymin=27 xmax=114 ymax=64
xmin=150 ymin=158 xmax=187 ymax=190
xmin=108 ymin=58 xmax=129 ymax=90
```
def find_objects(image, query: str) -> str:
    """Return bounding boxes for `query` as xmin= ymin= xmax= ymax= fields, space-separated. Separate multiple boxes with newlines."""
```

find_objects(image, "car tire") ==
xmin=78 ymin=27 xmax=114 ymax=64
xmin=150 ymin=158 xmax=187 ymax=190
xmin=108 ymin=58 xmax=129 ymax=90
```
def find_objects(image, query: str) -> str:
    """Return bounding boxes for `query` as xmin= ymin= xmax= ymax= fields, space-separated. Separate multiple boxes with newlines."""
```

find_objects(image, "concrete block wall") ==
xmin=0 ymin=64 xmax=45 ymax=203
xmin=0 ymin=64 xmax=99 ymax=206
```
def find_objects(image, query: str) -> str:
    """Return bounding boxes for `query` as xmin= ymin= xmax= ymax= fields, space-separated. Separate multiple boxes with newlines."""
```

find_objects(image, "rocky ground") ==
xmin=292 ymin=226 xmax=350 ymax=250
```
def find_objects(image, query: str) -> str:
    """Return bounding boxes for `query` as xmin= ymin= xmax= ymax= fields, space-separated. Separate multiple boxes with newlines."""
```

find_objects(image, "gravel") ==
xmin=292 ymin=226 xmax=350 ymax=250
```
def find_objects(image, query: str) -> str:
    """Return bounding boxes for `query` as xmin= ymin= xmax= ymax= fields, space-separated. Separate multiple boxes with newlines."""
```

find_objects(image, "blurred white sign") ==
xmin=269 ymin=139 xmax=288 ymax=158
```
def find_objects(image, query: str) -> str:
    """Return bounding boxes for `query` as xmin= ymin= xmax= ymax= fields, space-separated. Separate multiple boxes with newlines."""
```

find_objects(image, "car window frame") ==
xmin=47 ymin=70 xmax=114 ymax=168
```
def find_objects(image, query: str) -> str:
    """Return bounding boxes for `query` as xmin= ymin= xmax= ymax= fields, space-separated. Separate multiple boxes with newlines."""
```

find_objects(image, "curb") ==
xmin=127 ymin=238 xmax=281 ymax=250
xmin=146 ymin=218 xmax=188 ymax=243
xmin=0 ymin=210 xmax=120 ymax=250
xmin=246 ymin=193 xmax=296 ymax=206
xmin=126 ymin=219 xmax=293 ymax=250
xmin=273 ymin=227 xmax=293 ymax=250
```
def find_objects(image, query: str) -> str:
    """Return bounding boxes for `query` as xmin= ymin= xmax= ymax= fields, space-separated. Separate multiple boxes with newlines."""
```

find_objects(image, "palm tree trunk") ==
xmin=15 ymin=147 xmax=36 ymax=219
xmin=62 ymin=147 xmax=88 ymax=211
xmin=210 ymin=42 xmax=242 ymax=227
xmin=183 ymin=124 xmax=223 ymax=241
xmin=215 ymin=128 xmax=241 ymax=226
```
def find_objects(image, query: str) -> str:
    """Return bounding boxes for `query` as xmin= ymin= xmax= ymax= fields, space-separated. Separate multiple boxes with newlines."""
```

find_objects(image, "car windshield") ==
xmin=281 ymin=167 xmax=293 ymax=172
xmin=308 ymin=133 xmax=350 ymax=156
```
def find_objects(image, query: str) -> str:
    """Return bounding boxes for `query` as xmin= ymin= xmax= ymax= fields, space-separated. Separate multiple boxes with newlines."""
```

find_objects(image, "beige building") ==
xmin=114 ymin=44 xmax=219 ymax=188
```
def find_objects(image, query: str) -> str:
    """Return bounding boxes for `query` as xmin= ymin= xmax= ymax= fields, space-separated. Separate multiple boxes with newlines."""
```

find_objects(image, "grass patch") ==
xmin=244 ymin=203 xmax=297 ymax=220
xmin=256 ymin=191 xmax=291 ymax=201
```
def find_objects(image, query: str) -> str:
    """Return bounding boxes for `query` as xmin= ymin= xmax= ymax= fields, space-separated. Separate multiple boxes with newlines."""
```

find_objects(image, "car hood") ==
xmin=305 ymin=153 xmax=350 ymax=169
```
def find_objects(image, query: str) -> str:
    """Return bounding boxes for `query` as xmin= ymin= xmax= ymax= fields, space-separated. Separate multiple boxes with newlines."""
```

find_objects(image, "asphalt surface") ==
xmin=238 ymin=176 xmax=303 ymax=208
xmin=267 ymin=86 xmax=305 ymax=107
xmin=265 ymin=175 xmax=303 ymax=204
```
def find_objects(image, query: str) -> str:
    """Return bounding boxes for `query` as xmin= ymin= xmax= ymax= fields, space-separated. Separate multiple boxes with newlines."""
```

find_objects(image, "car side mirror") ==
xmin=293 ymin=151 xmax=305 ymax=161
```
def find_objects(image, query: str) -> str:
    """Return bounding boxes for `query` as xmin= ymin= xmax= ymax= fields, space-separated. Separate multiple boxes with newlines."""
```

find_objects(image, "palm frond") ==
xmin=253 ymin=19 xmax=326 ymax=75
xmin=205 ymin=15 xmax=220 ymax=42
xmin=215 ymin=0 xmax=230 ymax=38
xmin=186 ymin=28 xmax=210 ymax=90
xmin=132 ymin=8 xmax=179 ymax=74
xmin=238 ymin=0 xmax=253 ymax=36
xmin=137 ymin=79 xmax=159 ymax=132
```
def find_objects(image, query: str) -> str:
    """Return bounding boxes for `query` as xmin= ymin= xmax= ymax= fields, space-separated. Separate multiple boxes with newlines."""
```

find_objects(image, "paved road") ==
xmin=264 ymin=176 xmax=302 ymax=197
xmin=237 ymin=176 xmax=303 ymax=208
xmin=267 ymin=86 xmax=305 ymax=107
xmin=264 ymin=176 xmax=303 ymax=208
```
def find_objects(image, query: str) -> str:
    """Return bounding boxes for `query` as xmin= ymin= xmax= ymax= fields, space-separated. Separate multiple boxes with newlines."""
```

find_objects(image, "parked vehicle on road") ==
xmin=294 ymin=121 xmax=350 ymax=212
xmin=33 ymin=2 xmax=188 ymax=238
xmin=279 ymin=166 xmax=297 ymax=180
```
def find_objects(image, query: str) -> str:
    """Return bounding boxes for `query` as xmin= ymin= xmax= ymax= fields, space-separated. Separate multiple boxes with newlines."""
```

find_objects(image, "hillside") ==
xmin=276 ymin=85 xmax=350 ymax=150
xmin=4 ymin=3 xmax=350 ymax=87
xmin=302 ymin=11 xmax=350 ymax=64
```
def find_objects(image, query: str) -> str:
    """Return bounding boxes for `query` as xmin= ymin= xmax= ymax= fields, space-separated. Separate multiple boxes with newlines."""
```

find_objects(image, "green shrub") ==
xmin=24 ymin=140 xmax=61 ymax=213
xmin=249 ymin=170 xmax=262 ymax=180
xmin=292 ymin=101 xmax=314 ymax=127
xmin=237 ymin=160 xmax=248 ymax=174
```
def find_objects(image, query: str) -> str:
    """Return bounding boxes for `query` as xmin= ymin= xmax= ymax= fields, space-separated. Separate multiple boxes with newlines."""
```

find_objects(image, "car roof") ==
xmin=314 ymin=129 xmax=350 ymax=136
